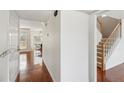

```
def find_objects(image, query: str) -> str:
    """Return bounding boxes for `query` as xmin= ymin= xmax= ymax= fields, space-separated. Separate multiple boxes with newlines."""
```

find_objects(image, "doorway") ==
xmin=17 ymin=17 xmax=50 ymax=81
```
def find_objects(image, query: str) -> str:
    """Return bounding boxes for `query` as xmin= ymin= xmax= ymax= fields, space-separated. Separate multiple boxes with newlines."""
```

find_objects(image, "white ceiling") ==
xmin=16 ymin=10 xmax=52 ymax=22
xmin=80 ymin=10 xmax=99 ymax=14
xmin=16 ymin=10 xmax=99 ymax=22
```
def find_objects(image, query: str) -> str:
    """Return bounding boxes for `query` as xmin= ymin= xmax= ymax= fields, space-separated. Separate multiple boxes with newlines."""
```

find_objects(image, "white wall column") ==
xmin=60 ymin=11 xmax=89 ymax=82
xmin=89 ymin=15 xmax=97 ymax=82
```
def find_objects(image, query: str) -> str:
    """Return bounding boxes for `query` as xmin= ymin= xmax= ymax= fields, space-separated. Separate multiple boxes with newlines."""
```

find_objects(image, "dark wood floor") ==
xmin=97 ymin=63 xmax=124 ymax=82
xmin=16 ymin=51 xmax=53 ymax=82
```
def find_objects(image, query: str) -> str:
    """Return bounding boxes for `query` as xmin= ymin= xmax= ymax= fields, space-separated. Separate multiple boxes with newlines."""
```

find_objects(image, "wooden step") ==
xmin=97 ymin=45 xmax=103 ymax=48
xmin=99 ymin=41 xmax=109 ymax=45
xmin=97 ymin=61 xmax=102 ymax=68
xmin=97 ymin=44 xmax=102 ymax=46
xmin=101 ymin=38 xmax=107 ymax=41
xmin=97 ymin=57 xmax=102 ymax=62
xmin=97 ymin=61 xmax=102 ymax=64
xmin=99 ymin=42 xmax=104 ymax=45
xmin=97 ymin=52 xmax=103 ymax=57
xmin=97 ymin=48 xmax=103 ymax=52
xmin=102 ymin=38 xmax=107 ymax=40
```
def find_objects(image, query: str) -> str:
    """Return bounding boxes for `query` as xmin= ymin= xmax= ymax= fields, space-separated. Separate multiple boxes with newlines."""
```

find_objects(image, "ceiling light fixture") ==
xmin=102 ymin=15 xmax=107 ymax=17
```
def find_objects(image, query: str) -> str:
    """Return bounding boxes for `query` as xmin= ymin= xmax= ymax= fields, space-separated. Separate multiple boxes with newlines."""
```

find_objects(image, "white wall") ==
xmin=0 ymin=11 xmax=9 ymax=55
xmin=106 ymin=19 xmax=124 ymax=70
xmin=102 ymin=17 xmax=120 ymax=38
xmin=104 ymin=10 xmax=124 ymax=19
xmin=0 ymin=11 xmax=9 ymax=81
xmin=42 ymin=11 xmax=60 ymax=82
xmin=43 ymin=10 xmax=90 ymax=82
xmin=0 ymin=55 xmax=9 ymax=81
xmin=20 ymin=19 xmax=42 ymax=31
xmin=96 ymin=26 xmax=102 ymax=45
xmin=9 ymin=11 xmax=19 ymax=81
xmin=89 ymin=15 xmax=97 ymax=82
xmin=60 ymin=11 xmax=89 ymax=82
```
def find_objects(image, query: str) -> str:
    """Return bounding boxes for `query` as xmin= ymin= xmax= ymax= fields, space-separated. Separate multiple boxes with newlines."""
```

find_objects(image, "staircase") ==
xmin=97 ymin=20 xmax=121 ymax=71
xmin=97 ymin=38 xmax=107 ymax=70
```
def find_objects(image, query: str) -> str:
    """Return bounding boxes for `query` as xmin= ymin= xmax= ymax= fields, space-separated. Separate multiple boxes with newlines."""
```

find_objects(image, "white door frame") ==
xmin=89 ymin=10 xmax=110 ymax=82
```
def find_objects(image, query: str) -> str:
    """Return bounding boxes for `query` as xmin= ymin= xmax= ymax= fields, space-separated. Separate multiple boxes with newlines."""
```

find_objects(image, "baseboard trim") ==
xmin=42 ymin=61 xmax=53 ymax=82
xmin=15 ymin=72 xmax=20 ymax=82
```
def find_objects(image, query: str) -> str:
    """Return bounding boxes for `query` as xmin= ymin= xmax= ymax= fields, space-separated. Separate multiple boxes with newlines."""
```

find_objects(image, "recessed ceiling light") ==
xmin=102 ymin=15 xmax=107 ymax=17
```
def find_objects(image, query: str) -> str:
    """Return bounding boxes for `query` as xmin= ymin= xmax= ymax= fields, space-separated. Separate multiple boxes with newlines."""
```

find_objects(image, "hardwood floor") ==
xmin=16 ymin=51 xmax=53 ymax=82
xmin=97 ymin=68 xmax=110 ymax=82
xmin=97 ymin=63 xmax=124 ymax=82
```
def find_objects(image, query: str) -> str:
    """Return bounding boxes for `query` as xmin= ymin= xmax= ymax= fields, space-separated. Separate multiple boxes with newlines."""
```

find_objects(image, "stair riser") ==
xmin=97 ymin=65 xmax=102 ymax=68
xmin=99 ymin=42 xmax=104 ymax=45
xmin=101 ymin=39 xmax=106 ymax=41
xmin=97 ymin=45 xmax=102 ymax=48
xmin=97 ymin=53 xmax=103 ymax=57
xmin=97 ymin=49 xmax=103 ymax=52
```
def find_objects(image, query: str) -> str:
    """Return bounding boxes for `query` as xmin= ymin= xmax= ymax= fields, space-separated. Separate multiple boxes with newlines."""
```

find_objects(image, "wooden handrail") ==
xmin=97 ymin=18 xmax=121 ymax=72
xmin=103 ymin=22 xmax=121 ymax=46
xmin=102 ymin=22 xmax=121 ymax=62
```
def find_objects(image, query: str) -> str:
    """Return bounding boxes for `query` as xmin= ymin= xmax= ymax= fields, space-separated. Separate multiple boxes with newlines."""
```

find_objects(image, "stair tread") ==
xmin=99 ymin=42 xmax=104 ymax=44
xmin=97 ymin=61 xmax=102 ymax=64
xmin=97 ymin=52 xmax=103 ymax=54
xmin=97 ymin=45 xmax=102 ymax=47
xmin=97 ymin=64 xmax=102 ymax=67
xmin=97 ymin=48 xmax=102 ymax=50
xmin=97 ymin=66 xmax=102 ymax=68
xmin=102 ymin=38 xmax=107 ymax=39
xmin=97 ymin=46 xmax=103 ymax=48
xmin=97 ymin=56 xmax=102 ymax=58
xmin=97 ymin=44 xmax=102 ymax=47
xmin=97 ymin=57 xmax=102 ymax=62
xmin=102 ymin=39 xmax=106 ymax=40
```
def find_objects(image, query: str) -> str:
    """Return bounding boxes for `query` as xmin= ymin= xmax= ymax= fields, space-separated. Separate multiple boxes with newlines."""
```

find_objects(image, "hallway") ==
xmin=97 ymin=63 xmax=124 ymax=82
xmin=17 ymin=51 xmax=53 ymax=82
xmin=0 ymin=10 xmax=113 ymax=82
